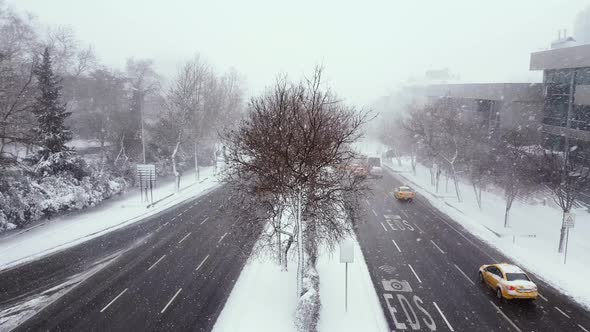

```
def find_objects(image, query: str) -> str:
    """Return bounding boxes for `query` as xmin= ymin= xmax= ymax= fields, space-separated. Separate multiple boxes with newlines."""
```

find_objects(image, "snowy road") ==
xmin=0 ymin=186 xmax=260 ymax=331
xmin=357 ymin=169 xmax=590 ymax=332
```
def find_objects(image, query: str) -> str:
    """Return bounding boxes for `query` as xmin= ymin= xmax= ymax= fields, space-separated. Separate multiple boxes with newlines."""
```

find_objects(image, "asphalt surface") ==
xmin=0 ymin=185 xmax=260 ymax=332
xmin=356 ymin=166 xmax=590 ymax=332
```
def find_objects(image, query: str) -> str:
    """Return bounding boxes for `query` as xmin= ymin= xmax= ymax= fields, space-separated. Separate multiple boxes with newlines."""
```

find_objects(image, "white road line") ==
xmin=489 ymin=300 xmax=522 ymax=332
xmin=399 ymin=209 xmax=409 ymax=219
xmin=171 ymin=216 xmax=176 ymax=221
xmin=538 ymin=293 xmax=548 ymax=302
xmin=391 ymin=239 xmax=401 ymax=253
xmin=218 ymin=232 xmax=228 ymax=244
xmin=555 ymin=306 xmax=571 ymax=319
xmin=148 ymin=255 xmax=166 ymax=271
xmin=436 ymin=215 xmax=499 ymax=262
xmin=408 ymin=264 xmax=422 ymax=283
xmin=365 ymin=199 xmax=371 ymax=206
xmin=100 ymin=288 xmax=128 ymax=313
xmin=200 ymin=216 xmax=209 ymax=225
xmin=380 ymin=222 xmax=388 ymax=232
xmin=430 ymin=240 xmax=445 ymax=254
xmin=195 ymin=255 xmax=210 ymax=271
xmin=453 ymin=264 xmax=475 ymax=285
xmin=372 ymin=209 xmax=378 ymax=217
xmin=163 ymin=222 xmax=169 ymax=227
xmin=579 ymin=324 xmax=589 ymax=332
xmin=178 ymin=212 xmax=183 ymax=217
xmin=178 ymin=232 xmax=192 ymax=244
xmin=413 ymin=223 xmax=425 ymax=233
xmin=161 ymin=288 xmax=182 ymax=314
xmin=432 ymin=301 xmax=454 ymax=332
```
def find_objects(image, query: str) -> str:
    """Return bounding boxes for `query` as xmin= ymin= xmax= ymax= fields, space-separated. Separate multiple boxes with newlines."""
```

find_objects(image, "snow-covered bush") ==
xmin=0 ymin=161 xmax=127 ymax=231
xmin=34 ymin=151 xmax=89 ymax=180
xmin=294 ymin=265 xmax=321 ymax=332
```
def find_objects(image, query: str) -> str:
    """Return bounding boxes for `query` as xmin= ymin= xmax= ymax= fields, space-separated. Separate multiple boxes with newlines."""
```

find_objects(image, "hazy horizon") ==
xmin=6 ymin=0 xmax=590 ymax=106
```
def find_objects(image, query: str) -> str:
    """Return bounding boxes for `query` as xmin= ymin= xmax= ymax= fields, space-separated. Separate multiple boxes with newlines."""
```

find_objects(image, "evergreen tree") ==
xmin=32 ymin=47 xmax=72 ymax=159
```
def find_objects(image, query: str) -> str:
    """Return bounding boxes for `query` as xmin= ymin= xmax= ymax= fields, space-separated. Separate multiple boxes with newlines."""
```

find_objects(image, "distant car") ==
xmin=369 ymin=166 xmax=383 ymax=178
xmin=393 ymin=186 xmax=415 ymax=201
xmin=478 ymin=263 xmax=538 ymax=301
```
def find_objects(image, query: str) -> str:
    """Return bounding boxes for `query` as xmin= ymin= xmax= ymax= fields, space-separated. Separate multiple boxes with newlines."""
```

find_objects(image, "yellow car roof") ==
xmin=496 ymin=263 xmax=525 ymax=274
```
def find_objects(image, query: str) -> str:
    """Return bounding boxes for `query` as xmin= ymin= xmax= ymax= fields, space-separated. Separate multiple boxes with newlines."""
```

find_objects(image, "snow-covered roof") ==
xmin=497 ymin=263 xmax=525 ymax=274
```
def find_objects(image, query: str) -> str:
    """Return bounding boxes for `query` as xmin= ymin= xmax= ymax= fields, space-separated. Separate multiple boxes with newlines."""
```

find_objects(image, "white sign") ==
xmin=564 ymin=213 xmax=575 ymax=228
xmin=137 ymin=164 xmax=156 ymax=181
xmin=339 ymin=239 xmax=354 ymax=263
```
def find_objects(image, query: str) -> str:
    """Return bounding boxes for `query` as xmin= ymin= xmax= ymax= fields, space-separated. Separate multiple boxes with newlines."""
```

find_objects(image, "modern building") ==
xmin=418 ymin=36 xmax=590 ymax=153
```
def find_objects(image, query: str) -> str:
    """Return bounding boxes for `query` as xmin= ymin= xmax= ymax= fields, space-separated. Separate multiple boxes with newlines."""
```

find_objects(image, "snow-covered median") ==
xmin=0 ymin=167 xmax=220 ymax=271
xmin=212 ymin=236 xmax=388 ymax=332
xmin=386 ymin=158 xmax=590 ymax=309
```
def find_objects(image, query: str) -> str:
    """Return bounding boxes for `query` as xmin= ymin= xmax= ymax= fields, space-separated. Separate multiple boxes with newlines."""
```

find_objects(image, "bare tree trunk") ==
xmin=473 ymin=182 xmax=482 ymax=210
xmin=194 ymin=141 xmax=199 ymax=182
xmin=504 ymin=193 xmax=514 ymax=228
xmin=172 ymin=136 xmax=181 ymax=192
xmin=296 ymin=189 xmax=304 ymax=296
xmin=450 ymin=164 xmax=462 ymax=202
xmin=435 ymin=167 xmax=441 ymax=193
xmin=410 ymin=145 xmax=417 ymax=175
xmin=558 ymin=211 xmax=568 ymax=253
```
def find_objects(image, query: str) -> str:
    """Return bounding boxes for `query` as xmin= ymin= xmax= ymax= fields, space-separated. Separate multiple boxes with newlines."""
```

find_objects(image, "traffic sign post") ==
xmin=340 ymin=239 xmax=354 ymax=312
xmin=137 ymin=164 xmax=156 ymax=205
xmin=563 ymin=213 xmax=575 ymax=264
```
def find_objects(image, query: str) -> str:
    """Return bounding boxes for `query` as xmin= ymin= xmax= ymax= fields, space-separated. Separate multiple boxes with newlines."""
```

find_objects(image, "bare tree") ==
xmin=223 ymin=68 xmax=369 ymax=299
xmin=537 ymin=139 xmax=590 ymax=252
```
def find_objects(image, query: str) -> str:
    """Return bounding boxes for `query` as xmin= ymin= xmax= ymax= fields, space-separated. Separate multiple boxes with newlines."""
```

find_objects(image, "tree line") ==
xmin=0 ymin=3 xmax=244 ymax=229
xmin=379 ymin=97 xmax=590 ymax=253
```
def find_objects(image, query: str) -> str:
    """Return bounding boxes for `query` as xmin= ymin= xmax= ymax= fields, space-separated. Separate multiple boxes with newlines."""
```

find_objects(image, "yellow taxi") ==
xmin=478 ymin=263 xmax=538 ymax=301
xmin=393 ymin=186 xmax=415 ymax=201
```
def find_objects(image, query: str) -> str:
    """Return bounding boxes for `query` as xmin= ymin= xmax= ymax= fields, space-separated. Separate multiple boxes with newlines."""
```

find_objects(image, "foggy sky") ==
xmin=6 ymin=0 xmax=590 ymax=106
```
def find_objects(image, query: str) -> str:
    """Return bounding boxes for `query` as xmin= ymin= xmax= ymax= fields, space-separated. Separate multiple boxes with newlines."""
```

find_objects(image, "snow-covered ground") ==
xmin=386 ymin=157 xmax=590 ymax=309
xmin=0 ymin=167 xmax=220 ymax=271
xmin=212 ymin=236 xmax=388 ymax=332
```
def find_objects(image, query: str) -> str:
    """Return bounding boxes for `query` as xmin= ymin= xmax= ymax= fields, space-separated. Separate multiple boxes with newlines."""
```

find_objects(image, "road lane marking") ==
xmin=372 ymin=209 xmax=378 ymax=217
xmin=579 ymin=324 xmax=589 ymax=332
xmin=380 ymin=222 xmax=388 ymax=232
xmin=196 ymin=255 xmax=210 ymax=271
xmin=430 ymin=240 xmax=445 ymax=254
xmin=161 ymin=288 xmax=182 ymax=314
xmin=555 ymin=306 xmax=571 ymax=319
xmin=178 ymin=212 xmax=183 ymax=217
xmin=538 ymin=293 xmax=548 ymax=302
xmin=433 ymin=213 xmax=499 ymax=262
xmin=218 ymin=232 xmax=228 ymax=244
xmin=200 ymin=216 xmax=209 ymax=225
xmin=489 ymin=300 xmax=522 ymax=332
xmin=178 ymin=232 xmax=192 ymax=244
xmin=391 ymin=239 xmax=401 ymax=253
xmin=453 ymin=264 xmax=475 ymax=285
xmin=100 ymin=288 xmax=128 ymax=313
xmin=432 ymin=302 xmax=454 ymax=331
xmin=365 ymin=199 xmax=371 ymax=206
xmin=148 ymin=255 xmax=166 ymax=271
xmin=413 ymin=223 xmax=425 ymax=233
xmin=399 ymin=209 xmax=409 ymax=219
xmin=408 ymin=264 xmax=422 ymax=283
xmin=171 ymin=216 xmax=176 ymax=221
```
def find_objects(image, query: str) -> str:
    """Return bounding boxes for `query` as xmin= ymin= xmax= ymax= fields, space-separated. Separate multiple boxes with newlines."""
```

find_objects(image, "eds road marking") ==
xmin=391 ymin=239 xmax=402 ymax=253
xmin=365 ymin=199 xmax=371 ymax=206
xmin=432 ymin=301 xmax=454 ymax=332
xmin=178 ymin=232 xmax=192 ymax=244
xmin=489 ymin=300 xmax=522 ymax=332
xmin=453 ymin=264 xmax=475 ymax=285
xmin=408 ymin=264 xmax=422 ymax=283
xmin=380 ymin=222 xmax=389 ymax=232
xmin=578 ymin=324 xmax=589 ymax=332
xmin=555 ymin=306 xmax=571 ymax=319
xmin=430 ymin=240 xmax=445 ymax=254
xmin=200 ymin=216 xmax=209 ymax=225
xmin=538 ymin=293 xmax=548 ymax=302
xmin=196 ymin=255 xmax=210 ymax=271
xmin=100 ymin=288 xmax=128 ymax=313
xmin=148 ymin=255 xmax=166 ymax=271
xmin=372 ymin=209 xmax=378 ymax=217
xmin=161 ymin=288 xmax=182 ymax=314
